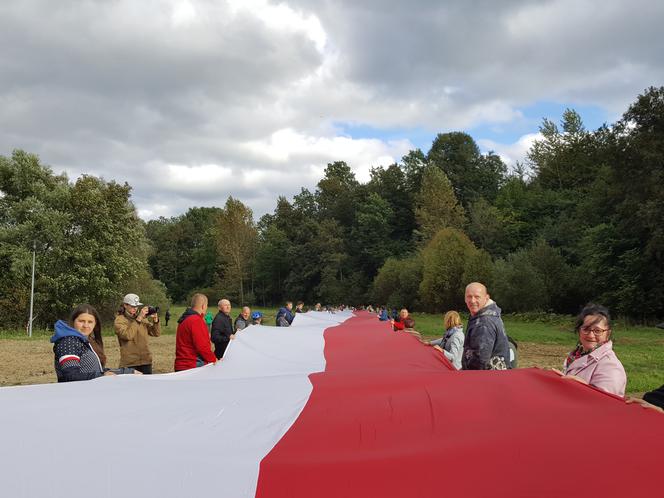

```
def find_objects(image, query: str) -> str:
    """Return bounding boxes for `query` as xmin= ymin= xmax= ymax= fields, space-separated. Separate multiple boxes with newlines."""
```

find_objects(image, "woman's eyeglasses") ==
xmin=579 ymin=326 xmax=609 ymax=336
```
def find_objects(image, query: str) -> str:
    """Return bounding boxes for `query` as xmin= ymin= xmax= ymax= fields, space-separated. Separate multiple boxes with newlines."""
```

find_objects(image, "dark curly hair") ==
xmin=574 ymin=303 xmax=612 ymax=336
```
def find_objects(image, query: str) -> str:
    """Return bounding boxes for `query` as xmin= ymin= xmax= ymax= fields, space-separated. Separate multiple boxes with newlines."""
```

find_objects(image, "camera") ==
xmin=146 ymin=306 xmax=160 ymax=315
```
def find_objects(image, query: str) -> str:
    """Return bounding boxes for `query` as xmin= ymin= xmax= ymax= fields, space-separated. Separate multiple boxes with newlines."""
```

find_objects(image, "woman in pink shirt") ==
xmin=563 ymin=304 xmax=627 ymax=396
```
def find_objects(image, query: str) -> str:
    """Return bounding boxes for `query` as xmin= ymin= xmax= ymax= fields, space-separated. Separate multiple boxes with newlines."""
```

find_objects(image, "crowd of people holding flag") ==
xmin=49 ymin=283 xmax=664 ymax=411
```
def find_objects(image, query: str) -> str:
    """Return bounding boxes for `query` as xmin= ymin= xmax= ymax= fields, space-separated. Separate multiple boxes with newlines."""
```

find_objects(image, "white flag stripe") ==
xmin=0 ymin=311 xmax=352 ymax=498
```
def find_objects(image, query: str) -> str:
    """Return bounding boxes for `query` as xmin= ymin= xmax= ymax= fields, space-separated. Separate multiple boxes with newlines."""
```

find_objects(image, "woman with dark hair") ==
xmin=563 ymin=304 xmax=626 ymax=396
xmin=51 ymin=304 xmax=137 ymax=382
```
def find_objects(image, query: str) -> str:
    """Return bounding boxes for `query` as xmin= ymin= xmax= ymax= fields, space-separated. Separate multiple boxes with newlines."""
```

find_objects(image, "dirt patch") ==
xmin=0 ymin=335 xmax=176 ymax=386
xmin=517 ymin=342 xmax=570 ymax=370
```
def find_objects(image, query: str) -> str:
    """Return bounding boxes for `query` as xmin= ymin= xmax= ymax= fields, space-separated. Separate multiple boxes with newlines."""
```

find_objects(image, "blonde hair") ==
xmin=443 ymin=311 xmax=462 ymax=330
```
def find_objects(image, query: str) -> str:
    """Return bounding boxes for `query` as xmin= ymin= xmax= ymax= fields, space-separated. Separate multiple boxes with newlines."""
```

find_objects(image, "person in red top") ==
xmin=391 ymin=308 xmax=412 ymax=331
xmin=174 ymin=293 xmax=217 ymax=371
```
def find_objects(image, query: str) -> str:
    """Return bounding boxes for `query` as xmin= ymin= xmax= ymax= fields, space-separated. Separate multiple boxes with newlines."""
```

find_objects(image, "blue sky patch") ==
xmin=336 ymin=101 xmax=613 ymax=158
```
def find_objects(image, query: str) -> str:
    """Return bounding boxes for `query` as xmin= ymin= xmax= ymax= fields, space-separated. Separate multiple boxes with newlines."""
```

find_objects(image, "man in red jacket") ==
xmin=174 ymin=293 xmax=217 ymax=371
xmin=391 ymin=308 xmax=412 ymax=331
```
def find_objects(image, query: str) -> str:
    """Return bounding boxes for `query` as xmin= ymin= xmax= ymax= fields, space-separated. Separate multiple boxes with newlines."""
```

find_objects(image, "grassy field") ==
xmin=2 ymin=307 xmax=662 ymax=394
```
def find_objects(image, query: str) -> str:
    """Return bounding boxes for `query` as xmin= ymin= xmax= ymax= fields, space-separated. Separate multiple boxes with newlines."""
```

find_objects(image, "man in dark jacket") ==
xmin=211 ymin=298 xmax=234 ymax=359
xmin=235 ymin=306 xmax=252 ymax=331
xmin=276 ymin=301 xmax=295 ymax=327
xmin=462 ymin=282 xmax=510 ymax=370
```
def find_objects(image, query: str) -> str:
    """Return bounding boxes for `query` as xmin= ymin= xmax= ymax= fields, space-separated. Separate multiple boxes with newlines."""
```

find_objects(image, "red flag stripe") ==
xmin=256 ymin=311 xmax=664 ymax=498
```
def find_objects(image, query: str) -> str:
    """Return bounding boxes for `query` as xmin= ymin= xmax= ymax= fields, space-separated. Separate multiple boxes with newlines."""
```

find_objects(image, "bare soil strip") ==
xmin=1 ymin=335 xmax=176 ymax=386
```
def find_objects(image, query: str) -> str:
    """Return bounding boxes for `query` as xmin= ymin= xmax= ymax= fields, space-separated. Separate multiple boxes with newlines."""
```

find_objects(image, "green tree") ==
xmin=215 ymin=197 xmax=257 ymax=304
xmin=145 ymin=207 xmax=221 ymax=302
xmin=427 ymin=132 xmax=506 ymax=206
xmin=414 ymin=166 xmax=466 ymax=242
xmin=0 ymin=150 xmax=166 ymax=325
xmin=606 ymin=86 xmax=664 ymax=318
xmin=254 ymin=224 xmax=292 ymax=305
xmin=281 ymin=218 xmax=349 ymax=304
xmin=371 ymin=254 xmax=422 ymax=310
xmin=367 ymin=163 xmax=416 ymax=249
xmin=401 ymin=148 xmax=427 ymax=196
xmin=315 ymin=161 xmax=359 ymax=227
xmin=418 ymin=228 xmax=492 ymax=311
xmin=528 ymin=109 xmax=599 ymax=191
xmin=349 ymin=192 xmax=396 ymax=277
xmin=492 ymin=252 xmax=548 ymax=312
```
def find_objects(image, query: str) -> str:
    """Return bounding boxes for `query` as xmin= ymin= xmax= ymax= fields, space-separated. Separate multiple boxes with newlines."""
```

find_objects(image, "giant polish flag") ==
xmin=1 ymin=311 xmax=663 ymax=497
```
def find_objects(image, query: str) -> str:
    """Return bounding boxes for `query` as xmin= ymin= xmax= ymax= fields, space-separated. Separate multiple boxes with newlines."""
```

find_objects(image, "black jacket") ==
xmin=211 ymin=312 xmax=234 ymax=359
xmin=235 ymin=315 xmax=251 ymax=331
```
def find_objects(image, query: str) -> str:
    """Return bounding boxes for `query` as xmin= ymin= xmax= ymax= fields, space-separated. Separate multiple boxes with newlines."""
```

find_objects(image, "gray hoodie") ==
xmin=462 ymin=301 xmax=510 ymax=370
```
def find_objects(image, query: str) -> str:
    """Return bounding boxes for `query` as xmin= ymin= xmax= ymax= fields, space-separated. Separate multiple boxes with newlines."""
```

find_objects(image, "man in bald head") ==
xmin=211 ymin=298 xmax=234 ymax=359
xmin=462 ymin=282 xmax=510 ymax=370
xmin=174 ymin=293 xmax=217 ymax=371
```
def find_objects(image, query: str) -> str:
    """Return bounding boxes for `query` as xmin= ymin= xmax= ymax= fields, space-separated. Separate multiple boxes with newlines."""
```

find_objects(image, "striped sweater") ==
xmin=51 ymin=320 xmax=104 ymax=382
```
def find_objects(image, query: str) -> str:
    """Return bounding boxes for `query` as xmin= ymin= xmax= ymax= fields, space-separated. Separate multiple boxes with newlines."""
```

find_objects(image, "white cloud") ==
xmin=478 ymin=133 xmax=542 ymax=170
xmin=243 ymin=128 xmax=412 ymax=183
xmin=164 ymin=163 xmax=235 ymax=191
xmin=228 ymin=0 xmax=327 ymax=52
xmin=171 ymin=0 xmax=198 ymax=27
xmin=0 ymin=0 xmax=662 ymax=219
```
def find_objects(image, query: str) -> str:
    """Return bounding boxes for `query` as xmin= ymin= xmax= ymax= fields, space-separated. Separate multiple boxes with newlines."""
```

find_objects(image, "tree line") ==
xmin=2 ymin=87 xmax=663 ymax=326
xmin=0 ymin=153 xmax=169 ymax=327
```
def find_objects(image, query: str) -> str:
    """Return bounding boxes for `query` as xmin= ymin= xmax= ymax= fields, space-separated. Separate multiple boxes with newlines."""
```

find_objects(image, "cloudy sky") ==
xmin=1 ymin=0 xmax=662 ymax=219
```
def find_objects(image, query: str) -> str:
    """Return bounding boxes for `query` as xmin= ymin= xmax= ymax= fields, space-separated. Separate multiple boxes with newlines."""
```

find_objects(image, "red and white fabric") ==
xmin=0 ymin=311 xmax=662 ymax=497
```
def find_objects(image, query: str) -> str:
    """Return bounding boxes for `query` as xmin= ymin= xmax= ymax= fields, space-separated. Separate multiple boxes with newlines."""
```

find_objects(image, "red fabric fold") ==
xmin=256 ymin=312 xmax=664 ymax=498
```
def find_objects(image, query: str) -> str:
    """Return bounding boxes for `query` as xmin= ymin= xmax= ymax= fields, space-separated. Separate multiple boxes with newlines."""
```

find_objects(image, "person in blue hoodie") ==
xmin=51 ymin=304 xmax=136 ymax=382
xmin=276 ymin=301 xmax=295 ymax=327
xmin=378 ymin=306 xmax=389 ymax=321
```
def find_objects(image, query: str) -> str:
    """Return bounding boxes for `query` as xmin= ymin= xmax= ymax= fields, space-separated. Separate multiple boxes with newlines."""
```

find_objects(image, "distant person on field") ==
xmin=211 ymin=299 xmax=234 ymax=359
xmin=52 ymin=304 xmax=138 ymax=382
xmin=235 ymin=306 xmax=252 ymax=331
xmin=276 ymin=301 xmax=295 ymax=326
xmin=562 ymin=304 xmax=626 ymax=396
xmin=251 ymin=311 xmax=263 ymax=325
xmin=391 ymin=308 xmax=412 ymax=331
xmin=205 ymin=309 xmax=214 ymax=332
xmin=164 ymin=309 xmax=171 ymax=326
xmin=114 ymin=293 xmax=161 ymax=374
xmin=462 ymin=283 xmax=509 ymax=370
xmin=378 ymin=306 xmax=389 ymax=321
xmin=430 ymin=311 xmax=465 ymax=370
xmin=174 ymin=293 xmax=217 ymax=371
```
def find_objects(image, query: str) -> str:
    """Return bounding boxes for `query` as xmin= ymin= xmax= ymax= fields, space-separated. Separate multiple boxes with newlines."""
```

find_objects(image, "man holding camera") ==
xmin=114 ymin=293 xmax=161 ymax=374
